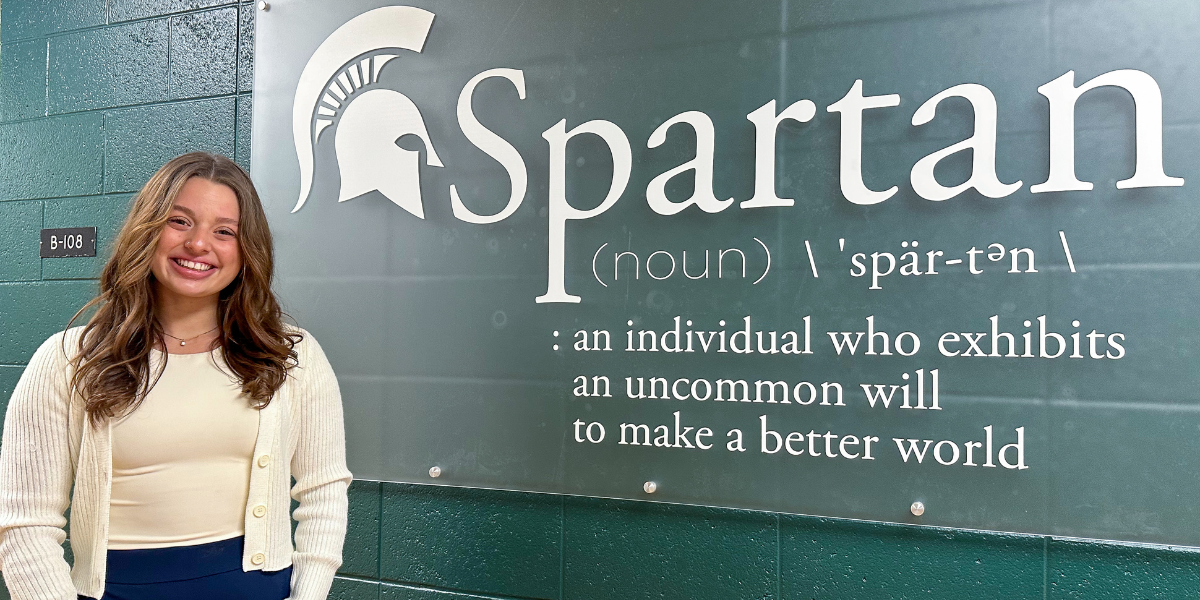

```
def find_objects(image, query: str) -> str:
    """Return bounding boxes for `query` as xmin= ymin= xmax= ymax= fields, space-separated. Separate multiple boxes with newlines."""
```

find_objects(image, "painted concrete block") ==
xmin=1 ymin=39 xmax=49 ymax=122
xmin=0 ymin=113 xmax=104 ymax=201
xmin=330 ymin=578 xmax=380 ymax=600
xmin=379 ymin=583 xmax=498 ymax=599
xmin=0 ymin=201 xmax=43 ymax=282
xmin=781 ymin=516 xmax=1045 ymax=600
xmin=0 ymin=365 xmax=25 ymax=436
xmin=109 ymin=0 xmax=235 ymax=22
xmin=563 ymin=497 xmax=777 ymax=600
xmin=42 ymin=195 xmax=133 ymax=281
xmin=49 ymin=19 xmax=170 ymax=114
xmin=0 ymin=281 xmax=97 ymax=364
xmin=104 ymin=97 xmax=237 ymax=193
xmin=170 ymin=8 xmax=238 ymax=100
xmin=0 ymin=365 xmax=21 ymax=396
xmin=1048 ymin=538 xmax=1200 ymax=600
xmin=239 ymin=4 xmax=255 ymax=93
xmin=340 ymin=480 xmax=381 ymax=579
xmin=1 ymin=0 xmax=106 ymax=42
xmin=379 ymin=484 xmax=561 ymax=600
xmin=237 ymin=94 xmax=253 ymax=172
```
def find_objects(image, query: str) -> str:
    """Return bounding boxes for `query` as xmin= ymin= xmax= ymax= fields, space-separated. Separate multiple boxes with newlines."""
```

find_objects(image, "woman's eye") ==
xmin=217 ymin=229 xmax=236 ymax=237
xmin=168 ymin=217 xmax=189 ymax=227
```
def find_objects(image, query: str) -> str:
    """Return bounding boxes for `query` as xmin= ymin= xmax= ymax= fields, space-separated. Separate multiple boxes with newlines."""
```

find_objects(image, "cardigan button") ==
xmin=251 ymin=553 xmax=265 ymax=565
xmin=252 ymin=504 xmax=267 ymax=518
xmin=257 ymin=455 xmax=271 ymax=468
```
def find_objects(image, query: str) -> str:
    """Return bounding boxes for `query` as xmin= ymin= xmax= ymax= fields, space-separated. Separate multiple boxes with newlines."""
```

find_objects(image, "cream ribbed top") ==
xmin=109 ymin=349 xmax=260 ymax=550
xmin=0 ymin=327 xmax=352 ymax=600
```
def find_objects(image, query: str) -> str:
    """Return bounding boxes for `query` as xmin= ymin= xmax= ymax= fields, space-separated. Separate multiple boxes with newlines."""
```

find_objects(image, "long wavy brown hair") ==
xmin=69 ymin=152 xmax=301 ymax=427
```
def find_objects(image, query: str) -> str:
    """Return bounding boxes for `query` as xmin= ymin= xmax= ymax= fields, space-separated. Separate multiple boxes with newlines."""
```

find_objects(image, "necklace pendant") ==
xmin=180 ymin=341 xmax=186 ymax=346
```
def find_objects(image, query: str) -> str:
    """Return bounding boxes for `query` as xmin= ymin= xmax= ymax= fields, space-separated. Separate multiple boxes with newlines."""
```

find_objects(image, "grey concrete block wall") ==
xmin=3 ymin=1 xmax=1200 ymax=599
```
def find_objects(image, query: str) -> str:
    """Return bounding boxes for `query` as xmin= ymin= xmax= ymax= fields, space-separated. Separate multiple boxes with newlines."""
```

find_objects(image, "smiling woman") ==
xmin=0 ymin=153 xmax=351 ymax=600
xmin=154 ymin=177 xmax=244 ymax=317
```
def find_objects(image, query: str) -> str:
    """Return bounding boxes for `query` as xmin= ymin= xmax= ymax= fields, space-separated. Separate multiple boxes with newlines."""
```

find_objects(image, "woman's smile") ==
xmin=168 ymin=256 xmax=218 ymax=279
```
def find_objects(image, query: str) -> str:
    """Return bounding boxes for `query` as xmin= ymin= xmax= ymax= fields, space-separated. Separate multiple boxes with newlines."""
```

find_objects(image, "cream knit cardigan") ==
xmin=0 ymin=327 xmax=352 ymax=600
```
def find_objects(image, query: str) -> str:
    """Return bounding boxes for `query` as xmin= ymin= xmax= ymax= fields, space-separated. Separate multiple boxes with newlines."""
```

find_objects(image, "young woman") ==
xmin=0 ymin=152 xmax=351 ymax=600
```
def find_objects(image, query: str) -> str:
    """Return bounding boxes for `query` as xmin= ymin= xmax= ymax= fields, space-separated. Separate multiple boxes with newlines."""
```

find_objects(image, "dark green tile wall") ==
xmin=3 ymin=1 xmax=1200 ymax=599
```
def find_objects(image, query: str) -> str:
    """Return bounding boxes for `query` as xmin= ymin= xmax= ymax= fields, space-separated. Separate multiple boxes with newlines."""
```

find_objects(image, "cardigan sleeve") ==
xmin=0 ymin=333 xmax=79 ymax=600
xmin=287 ymin=333 xmax=352 ymax=600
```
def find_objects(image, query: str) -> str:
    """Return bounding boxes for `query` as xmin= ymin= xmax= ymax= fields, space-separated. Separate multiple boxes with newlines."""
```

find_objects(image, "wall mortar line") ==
xmin=3 ymin=3 xmax=241 ymax=44
xmin=1043 ymin=536 xmax=1049 ymax=600
xmin=0 ymin=92 xmax=240 ymax=126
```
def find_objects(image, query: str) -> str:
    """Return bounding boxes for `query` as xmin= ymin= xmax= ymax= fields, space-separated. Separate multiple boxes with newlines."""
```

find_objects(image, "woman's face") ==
xmin=150 ymin=177 xmax=242 ymax=303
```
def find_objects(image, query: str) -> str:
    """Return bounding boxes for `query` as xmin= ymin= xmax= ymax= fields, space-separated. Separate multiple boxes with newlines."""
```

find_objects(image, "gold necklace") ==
xmin=161 ymin=325 xmax=219 ymax=347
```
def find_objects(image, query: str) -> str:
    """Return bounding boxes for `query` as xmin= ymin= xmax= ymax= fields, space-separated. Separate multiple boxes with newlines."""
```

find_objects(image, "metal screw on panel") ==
xmin=910 ymin=501 xmax=925 ymax=517
xmin=643 ymin=481 xmax=657 ymax=494
xmin=258 ymin=1 xmax=270 ymax=11
xmin=429 ymin=466 xmax=442 ymax=478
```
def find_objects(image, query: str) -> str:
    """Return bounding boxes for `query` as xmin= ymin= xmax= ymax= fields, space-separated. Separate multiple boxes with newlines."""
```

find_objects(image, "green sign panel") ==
xmin=253 ymin=0 xmax=1200 ymax=545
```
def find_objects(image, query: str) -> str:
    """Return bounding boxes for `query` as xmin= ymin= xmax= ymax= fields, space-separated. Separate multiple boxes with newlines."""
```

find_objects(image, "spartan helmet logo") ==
xmin=291 ymin=6 xmax=442 ymax=217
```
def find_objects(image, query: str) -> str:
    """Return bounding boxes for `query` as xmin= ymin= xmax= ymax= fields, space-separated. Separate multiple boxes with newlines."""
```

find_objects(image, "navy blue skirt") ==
xmin=79 ymin=536 xmax=291 ymax=600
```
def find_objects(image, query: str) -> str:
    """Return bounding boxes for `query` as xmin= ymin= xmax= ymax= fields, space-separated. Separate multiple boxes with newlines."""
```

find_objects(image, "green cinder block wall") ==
xmin=2 ymin=1 xmax=1200 ymax=599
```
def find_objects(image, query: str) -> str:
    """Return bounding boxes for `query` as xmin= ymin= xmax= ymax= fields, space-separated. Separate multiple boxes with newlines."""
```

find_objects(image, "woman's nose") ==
xmin=185 ymin=234 xmax=209 ymax=253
